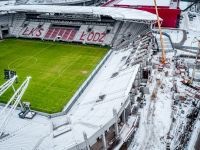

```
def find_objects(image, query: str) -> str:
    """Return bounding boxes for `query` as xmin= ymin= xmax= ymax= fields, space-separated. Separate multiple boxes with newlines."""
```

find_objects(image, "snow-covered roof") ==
xmin=116 ymin=0 xmax=172 ymax=7
xmin=25 ymin=0 xmax=91 ymax=5
xmin=0 ymin=0 xmax=15 ymax=6
xmin=0 ymin=5 xmax=159 ymax=22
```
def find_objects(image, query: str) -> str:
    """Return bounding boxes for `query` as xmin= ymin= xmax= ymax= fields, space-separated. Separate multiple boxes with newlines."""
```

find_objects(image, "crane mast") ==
xmin=153 ymin=0 xmax=166 ymax=64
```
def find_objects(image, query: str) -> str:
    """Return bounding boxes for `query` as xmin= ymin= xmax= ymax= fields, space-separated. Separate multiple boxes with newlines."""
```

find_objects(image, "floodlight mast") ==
xmin=0 ymin=76 xmax=31 ymax=137
xmin=0 ymin=75 xmax=17 ymax=97
xmin=153 ymin=0 xmax=166 ymax=64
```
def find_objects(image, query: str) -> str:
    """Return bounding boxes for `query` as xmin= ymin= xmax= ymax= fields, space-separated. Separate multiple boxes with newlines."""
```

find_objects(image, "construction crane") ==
xmin=0 ymin=75 xmax=17 ymax=97
xmin=0 ymin=76 xmax=31 ymax=138
xmin=153 ymin=0 xmax=166 ymax=64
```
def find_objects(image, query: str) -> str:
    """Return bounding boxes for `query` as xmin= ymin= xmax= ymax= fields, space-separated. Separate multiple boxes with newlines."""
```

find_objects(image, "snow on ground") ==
xmin=169 ymin=76 xmax=200 ymax=150
xmin=179 ymin=11 xmax=200 ymax=47
xmin=162 ymin=29 xmax=183 ymax=44
xmin=183 ymin=29 xmax=200 ymax=47
xmin=189 ymin=68 xmax=200 ymax=80
xmin=129 ymin=52 xmax=174 ymax=150
xmin=176 ymin=49 xmax=197 ymax=56
xmin=187 ymin=13 xmax=200 ymax=31
xmin=153 ymin=33 xmax=173 ymax=51
xmin=179 ymin=2 xmax=190 ymax=10
xmin=188 ymin=114 xmax=200 ymax=150
xmin=0 ymin=0 xmax=15 ymax=6
xmin=129 ymin=48 xmax=199 ymax=150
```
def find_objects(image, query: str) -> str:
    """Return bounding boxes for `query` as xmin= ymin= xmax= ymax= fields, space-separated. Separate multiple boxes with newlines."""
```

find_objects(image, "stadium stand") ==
xmin=10 ymin=17 xmax=117 ymax=45
xmin=20 ymin=22 xmax=51 ymax=38
xmin=10 ymin=13 xmax=26 ymax=37
xmin=44 ymin=27 xmax=79 ymax=41
xmin=0 ymin=5 xmax=158 ymax=47
xmin=74 ymin=25 xmax=113 ymax=45
xmin=9 ymin=15 xmax=150 ymax=47
xmin=9 ymin=14 xmax=117 ymax=45
xmin=113 ymin=22 xmax=150 ymax=49
xmin=16 ymin=0 xmax=101 ymax=6
xmin=0 ymin=15 xmax=9 ymax=26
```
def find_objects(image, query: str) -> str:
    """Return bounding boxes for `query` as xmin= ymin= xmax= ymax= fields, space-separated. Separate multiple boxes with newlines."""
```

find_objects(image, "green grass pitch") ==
xmin=0 ymin=39 xmax=108 ymax=113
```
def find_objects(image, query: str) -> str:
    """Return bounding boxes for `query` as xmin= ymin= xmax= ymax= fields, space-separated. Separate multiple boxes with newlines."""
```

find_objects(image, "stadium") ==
xmin=0 ymin=0 xmax=200 ymax=150
xmin=0 ymin=3 xmax=159 ymax=149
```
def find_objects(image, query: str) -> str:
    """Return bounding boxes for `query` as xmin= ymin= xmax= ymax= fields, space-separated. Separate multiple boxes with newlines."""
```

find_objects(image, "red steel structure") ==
xmin=102 ymin=0 xmax=181 ymax=28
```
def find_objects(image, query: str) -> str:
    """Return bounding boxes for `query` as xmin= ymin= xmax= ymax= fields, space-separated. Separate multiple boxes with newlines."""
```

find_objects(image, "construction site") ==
xmin=0 ymin=0 xmax=200 ymax=150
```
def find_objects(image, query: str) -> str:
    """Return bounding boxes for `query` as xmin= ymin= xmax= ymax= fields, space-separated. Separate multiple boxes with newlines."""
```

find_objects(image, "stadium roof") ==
xmin=25 ymin=0 xmax=92 ymax=5
xmin=115 ymin=0 xmax=171 ymax=7
xmin=0 ymin=5 xmax=160 ymax=22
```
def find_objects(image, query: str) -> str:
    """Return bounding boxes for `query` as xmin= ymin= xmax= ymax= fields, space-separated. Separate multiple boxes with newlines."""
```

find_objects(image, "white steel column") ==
xmin=113 ymin=109 xmax=119 ymax=137
xmin=122 ymin=109 xmax=126 ymax=123
xmin=102 ymin=131 xmax=107 ymax=150
xmin=83 ymin=132 xmax=90 ymax=150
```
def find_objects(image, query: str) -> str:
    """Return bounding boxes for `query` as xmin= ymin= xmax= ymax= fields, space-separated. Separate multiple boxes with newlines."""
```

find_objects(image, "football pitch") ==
xmin=0 ymin=39 xmax=108 ymax=113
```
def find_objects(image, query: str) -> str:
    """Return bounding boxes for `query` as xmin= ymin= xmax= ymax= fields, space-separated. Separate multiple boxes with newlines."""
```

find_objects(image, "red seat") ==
xmin=44 ymin=28 xmax=54 ymax=39
xmin=50 ymin=28 xmax=60 ymax=39
xmin=68 ymin=29 xmax=77 ymax=41
xmin=58 ymin=28 xmax=65 ymax=37
xmin=61 ymin=29 xmax=71 ymax=41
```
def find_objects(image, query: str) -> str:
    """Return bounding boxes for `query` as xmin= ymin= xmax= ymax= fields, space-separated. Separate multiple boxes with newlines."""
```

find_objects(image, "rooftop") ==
xmin=0 ymin=5 xmax=159 ymax=22
xmin=116 ymin=0 xmax=171 ymax=7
